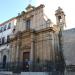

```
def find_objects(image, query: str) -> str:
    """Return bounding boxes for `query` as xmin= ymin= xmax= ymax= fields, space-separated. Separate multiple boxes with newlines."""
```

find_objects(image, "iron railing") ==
xmin=0 ymin=61 xmax=65 ymax=73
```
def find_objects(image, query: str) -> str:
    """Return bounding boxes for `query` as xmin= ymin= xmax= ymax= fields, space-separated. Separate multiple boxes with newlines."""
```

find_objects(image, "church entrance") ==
xmin=2 ymin=55 xmax=7 ymax=68
xmin=23 ymin=52 xmax=30 ymax=71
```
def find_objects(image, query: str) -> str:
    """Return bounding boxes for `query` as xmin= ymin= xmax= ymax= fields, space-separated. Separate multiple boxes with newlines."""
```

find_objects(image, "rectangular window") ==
xmin=7 ymin=35 xmax=10 ymax=43
xmin=2 ymin=37 xmax=5 ymax=44
xmin=0 ymin=38 xmax=1 ymax=45
xmin=0 ymin=28 xmax=1 ymax=32
xmin=1 ymin=27 xmax=3 ymax=32
xmin=8 ymin=23 xmax=11 ymax=29
xmin=26 ymin=19 xmax=31 ymax=30
xmin=4 ymin=25 xmax=7 ymax=31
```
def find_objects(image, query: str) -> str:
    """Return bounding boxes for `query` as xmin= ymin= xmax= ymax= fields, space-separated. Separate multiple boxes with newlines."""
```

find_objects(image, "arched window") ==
xmin=3 ymin=55 xmax=7 ymax=68
xmin=58 ymin=16 xmax=62 ymax=22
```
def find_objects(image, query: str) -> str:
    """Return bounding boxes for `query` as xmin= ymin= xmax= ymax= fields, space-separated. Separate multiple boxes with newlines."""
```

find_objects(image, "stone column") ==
xmin=30 ymin=32 xmax=35 ymax=61
xmin=30 ymin=30 xmax=35 ymax=71
xmin=15 ymin=32 xmax=22 ymax=72
xmin=16 ymin=39 xmax=20 ymax=63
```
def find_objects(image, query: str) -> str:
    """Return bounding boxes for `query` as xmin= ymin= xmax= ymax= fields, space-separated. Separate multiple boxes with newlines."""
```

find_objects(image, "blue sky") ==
xmin=0 ymin=0 xmax=36 ymax=23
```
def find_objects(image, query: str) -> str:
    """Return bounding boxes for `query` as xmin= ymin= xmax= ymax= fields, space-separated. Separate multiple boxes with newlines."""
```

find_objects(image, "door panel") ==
xmin=23 ymin=52 xmax=30 ymax=71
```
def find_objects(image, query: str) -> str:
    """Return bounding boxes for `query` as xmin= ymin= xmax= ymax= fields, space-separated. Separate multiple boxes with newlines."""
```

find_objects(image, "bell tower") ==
xmin=55 ymin=7 xmax=66 ymax=72
xmin=55 ymin=7 xmax=66 ymax=30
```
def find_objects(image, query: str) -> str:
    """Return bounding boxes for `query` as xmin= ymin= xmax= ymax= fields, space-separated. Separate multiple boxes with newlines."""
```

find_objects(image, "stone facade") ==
xmin=0 ymin=4 xmax=66 ymax=72
xmin=8 ymin=4 xmax=66 ymax=72
xmin=10 ymin=28 xmax=58 ymax=63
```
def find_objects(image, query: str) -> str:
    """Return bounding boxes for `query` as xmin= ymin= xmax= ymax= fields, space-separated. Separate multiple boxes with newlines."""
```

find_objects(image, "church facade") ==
xmin=0 ymin=4 xmax=66 ymax=72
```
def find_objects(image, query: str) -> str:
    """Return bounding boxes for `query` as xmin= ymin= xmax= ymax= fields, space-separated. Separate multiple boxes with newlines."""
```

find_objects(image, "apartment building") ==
xmin=0 ymin=17 xmax=17 ymax=68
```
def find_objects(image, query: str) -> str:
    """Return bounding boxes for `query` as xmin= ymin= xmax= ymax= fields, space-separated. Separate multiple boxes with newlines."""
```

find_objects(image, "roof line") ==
xmin=0 ymin=17 xmax=16 ymax=26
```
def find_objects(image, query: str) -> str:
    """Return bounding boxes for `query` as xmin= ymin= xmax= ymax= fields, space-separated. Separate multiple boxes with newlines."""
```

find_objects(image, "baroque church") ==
xmin=0 ymin=4 xmax=66 ymax=72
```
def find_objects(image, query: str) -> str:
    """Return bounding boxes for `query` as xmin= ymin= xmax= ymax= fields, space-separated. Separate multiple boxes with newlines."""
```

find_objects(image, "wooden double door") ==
xmin=23 ymin=52 xmax=30 ymax=71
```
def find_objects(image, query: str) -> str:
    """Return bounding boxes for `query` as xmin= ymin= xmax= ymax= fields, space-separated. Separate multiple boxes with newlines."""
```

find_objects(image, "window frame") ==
xmin=26 ymin=19 xmax=31 ymax=30
xmin=8 ymin=23 xmax=11 ymax=29
xmin=7 ymin=35 xmax=10 ymax=43
xmin=2 ymin=37 xmax=5 ymax=44
xmin=1 ymin=27 xmax=3 ymax=32
xmin=0 ymin=38 xmax=1 ymax=45
xmin=4 ymin=25 xmax=7 ymax=31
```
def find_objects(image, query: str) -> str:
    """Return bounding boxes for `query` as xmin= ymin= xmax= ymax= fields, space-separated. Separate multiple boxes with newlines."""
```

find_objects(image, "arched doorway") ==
xmin=2 ymin=55 xmax=7 ymax=68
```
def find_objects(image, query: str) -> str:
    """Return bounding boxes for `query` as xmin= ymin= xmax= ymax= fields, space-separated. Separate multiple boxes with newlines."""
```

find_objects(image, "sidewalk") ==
xmin=0 ymin=72 xmax=21 ymax=75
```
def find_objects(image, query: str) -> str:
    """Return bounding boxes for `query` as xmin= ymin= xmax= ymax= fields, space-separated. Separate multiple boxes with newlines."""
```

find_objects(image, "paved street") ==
xmin=0 ymin=73 xmax=20 ymax=75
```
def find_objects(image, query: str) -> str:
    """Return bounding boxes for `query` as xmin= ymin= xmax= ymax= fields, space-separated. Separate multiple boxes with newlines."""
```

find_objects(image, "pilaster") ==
xmin=30 ymin=31 xmax=35 ymax=62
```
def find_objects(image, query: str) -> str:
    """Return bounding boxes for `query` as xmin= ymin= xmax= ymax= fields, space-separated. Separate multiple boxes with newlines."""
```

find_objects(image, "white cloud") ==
xmin=36 ymin=0 xmax=75 ymax=29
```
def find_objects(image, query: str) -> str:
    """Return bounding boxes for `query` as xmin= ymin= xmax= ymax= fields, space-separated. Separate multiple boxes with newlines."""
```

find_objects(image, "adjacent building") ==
xmin=0 ymin=17 xmax=17 ymax=68
xmin=63 ymin=28 xmax=75 ymax=71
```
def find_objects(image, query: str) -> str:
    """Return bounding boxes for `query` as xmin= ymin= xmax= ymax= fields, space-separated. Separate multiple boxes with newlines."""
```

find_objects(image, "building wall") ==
xmin=10 ymin=28 xmax=58 ymax=66
xmin=15 ymin=5 xmax=50 ymax=33
xmin=10 ymin=5 xmax=59 ymax=66
xmin=0 ymin=4 xmax=62 ymax=71
xmin=63 ymin=28 xmax=75 ymax=65
xmin=35 ymin=31 xmax=54 ymax=61
xmin=0 ymin=18 xmax=17 ymax=64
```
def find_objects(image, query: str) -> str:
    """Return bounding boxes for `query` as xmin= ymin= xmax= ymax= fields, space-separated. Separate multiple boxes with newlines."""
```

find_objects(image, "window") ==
xmin=4 ymin=25 xmax=7 ymax=31
xmin=58 ymin=16 xmax=61 ymax=19
xmin=26 ymin=19 xmax=31 ymax=30
xmin=0 ymin=28 xmax=1 ymax=32
xmin=58 ymin=16 xmax=62 ymax=22
xmin=2 ymin=37 xmax=5 ymax=44
xmin=7 ymin=35 xmax=10 ymax=43
xmin=0 ymin=25 xmax=6 ymax=32
xmin=1 ymin=27 xmax=3 ymax=32
xmin=13 ymin=26 xmax=16 ymax=33
xmin=8 ymin=23 xmax=11 ymax=29
xmin=0 ymin=38 xmax=1 ymax=45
